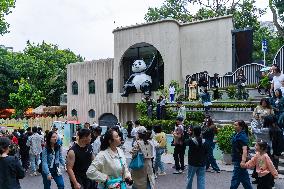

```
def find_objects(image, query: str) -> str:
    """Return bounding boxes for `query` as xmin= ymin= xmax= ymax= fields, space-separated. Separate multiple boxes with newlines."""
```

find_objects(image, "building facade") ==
xmin=67 ymin=16 xmax=234 ymax=125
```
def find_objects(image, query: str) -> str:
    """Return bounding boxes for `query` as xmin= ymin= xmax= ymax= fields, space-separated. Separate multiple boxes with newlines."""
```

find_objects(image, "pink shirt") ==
xmin=244 ymin=152 xmax=278 ymax=178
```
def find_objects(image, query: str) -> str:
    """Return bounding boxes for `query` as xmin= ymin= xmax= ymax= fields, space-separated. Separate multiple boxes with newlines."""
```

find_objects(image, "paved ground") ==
xmin=20 ymin=138 xmax=284 ymax=188
xmin=20 ymin=163 xmax=284 ymax=189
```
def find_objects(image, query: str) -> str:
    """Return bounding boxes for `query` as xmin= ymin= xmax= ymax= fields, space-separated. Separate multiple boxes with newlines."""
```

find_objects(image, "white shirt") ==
xmin=280 ymin=86 xmax=284 ymax=95
xmin=272 ymin=74 xmax=284 ymax=90
xmin=92 ymin=136 xmax=101 ymax=156
xmin=169 ymin=86 xmax=175 ymax=94
xmin=86 ymin=147 xmax=131 ymax=183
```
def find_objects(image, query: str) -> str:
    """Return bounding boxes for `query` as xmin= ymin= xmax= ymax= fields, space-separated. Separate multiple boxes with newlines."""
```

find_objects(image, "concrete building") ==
xmin=67 ymin=15 xmax=234 ymax=125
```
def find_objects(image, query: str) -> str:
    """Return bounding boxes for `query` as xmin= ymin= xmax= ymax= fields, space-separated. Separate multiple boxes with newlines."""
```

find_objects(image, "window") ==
xmin=88 ymin=109 xmax=95 ymax=118
xmin=89 ymin=80 xmax=95 ymax=94
xmin=72 ymin=81 xmax=78 ymax=95
xmin=106 ymin=79 xmax=113 ymax=93
xmin=71 ymin=109 xmax=77 ymax=117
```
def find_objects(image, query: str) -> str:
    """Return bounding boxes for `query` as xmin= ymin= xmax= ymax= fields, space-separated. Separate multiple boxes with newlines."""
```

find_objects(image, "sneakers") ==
xmin=206 ymin=169 xmax=215 ymax=173
xmin=30 ymin=172 xmax=37 ymax=176
xmin=158 ymin=172 xmax=167 ymax=176
xmin=173 ymin=170 xmax=181 ymax=174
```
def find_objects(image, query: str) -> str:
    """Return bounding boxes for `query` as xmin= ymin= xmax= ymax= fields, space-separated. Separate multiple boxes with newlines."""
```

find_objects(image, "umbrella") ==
xmin=260 ymin=67 xmax=271 ymax=72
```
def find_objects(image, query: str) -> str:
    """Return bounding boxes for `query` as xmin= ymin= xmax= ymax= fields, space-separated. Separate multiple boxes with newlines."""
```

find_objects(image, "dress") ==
xmin=188 ymin=81 xmax=197 ymax=100
xmin=131 ymin=140 xmax=155 ymax=189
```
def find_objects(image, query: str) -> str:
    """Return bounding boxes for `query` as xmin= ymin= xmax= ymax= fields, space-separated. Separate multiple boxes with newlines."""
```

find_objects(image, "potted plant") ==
xmin=216 ymin=125 xmax=235 ymax=165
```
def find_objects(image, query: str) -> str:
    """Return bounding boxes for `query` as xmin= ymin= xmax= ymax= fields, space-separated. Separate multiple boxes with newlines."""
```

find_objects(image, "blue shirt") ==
xmin=42 ymin=146 xmax=65 ymax=176
xmin=231 ymin=130 xmax=249 ymax=163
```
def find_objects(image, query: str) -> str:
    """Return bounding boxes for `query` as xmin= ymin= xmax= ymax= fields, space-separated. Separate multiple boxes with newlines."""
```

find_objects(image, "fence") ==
xmin=0 ymin=116 xmax=77 ymax=132
xmin=184 ymin=63 xmax=265 ymax=96
xmin=273 ymin=44 xmax=284 ymax=71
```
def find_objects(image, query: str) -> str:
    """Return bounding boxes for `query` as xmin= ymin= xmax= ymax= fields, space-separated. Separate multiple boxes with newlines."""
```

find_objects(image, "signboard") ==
xmin=262 ymin=39 xmax=268 ymax=52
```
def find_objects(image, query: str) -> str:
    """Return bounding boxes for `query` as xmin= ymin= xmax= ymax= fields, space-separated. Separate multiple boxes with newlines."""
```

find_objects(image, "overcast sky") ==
xmin=0 ymin=0 xmax=272 ymax=61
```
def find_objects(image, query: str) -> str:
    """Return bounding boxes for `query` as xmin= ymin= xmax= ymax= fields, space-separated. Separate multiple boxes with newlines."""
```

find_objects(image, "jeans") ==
xmin=230 ymin=162 xmax=253 ymax=189
xmin=206 ymin=140 xmax=220 ymax=171
xmin=155 ymin=148 xmax=165 ymax=173
xmin=173 ymin=145 xmax=185 ymax=170
xmin=30 ymin=154 xmax=40 ymax=172
xmin=186 ymin=165 xmax=205 ymax=189
xmin=170 ymin=94 xmax=175 ymax=102
xmin=42 ymin=168 xmax=64 ymax=189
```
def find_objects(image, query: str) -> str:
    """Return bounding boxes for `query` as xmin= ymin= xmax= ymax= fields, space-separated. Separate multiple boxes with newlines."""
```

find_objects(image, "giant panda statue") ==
xmin=121 ymin=56 xmax=156 ymax=97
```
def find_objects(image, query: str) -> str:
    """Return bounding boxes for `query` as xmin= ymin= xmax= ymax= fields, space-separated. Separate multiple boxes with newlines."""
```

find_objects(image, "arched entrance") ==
xmin=98 ymin=113 xmax=118 ymax=127
xmin=119 ymin=42 xmax=164 ymax=92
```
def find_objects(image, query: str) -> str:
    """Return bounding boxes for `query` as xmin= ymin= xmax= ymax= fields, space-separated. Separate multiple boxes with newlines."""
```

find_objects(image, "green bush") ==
xmin=226 ymin=85 xmax=237 ymax=99
xmin=138 ymin=116 xmax=201 ymax=134
xmin=216 ymin=125 xmax=235 ymax=154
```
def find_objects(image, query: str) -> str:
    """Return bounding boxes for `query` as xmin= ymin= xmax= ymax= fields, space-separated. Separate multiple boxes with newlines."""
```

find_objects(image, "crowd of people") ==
xmin=0 ymin=112 xmax=283 ymax=189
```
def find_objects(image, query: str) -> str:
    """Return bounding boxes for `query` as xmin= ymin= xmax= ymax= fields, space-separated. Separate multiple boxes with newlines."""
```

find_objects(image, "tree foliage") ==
xmin=145 ymin=0 xmax=283 ymax=64
xmin=269 ymin=0 xmax=284 ymax=38
xmin=0 ymin=41 xmax=83 ymax=117
xmin=9 ymin=78 xmax=45 ymax=118
xmin=0 ymin=0 xmax=16 ymax=35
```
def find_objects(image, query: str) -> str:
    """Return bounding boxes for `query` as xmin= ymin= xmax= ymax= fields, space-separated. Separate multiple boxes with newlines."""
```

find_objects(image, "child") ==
xmin=241 ymin=141 xmax=278 ymax=189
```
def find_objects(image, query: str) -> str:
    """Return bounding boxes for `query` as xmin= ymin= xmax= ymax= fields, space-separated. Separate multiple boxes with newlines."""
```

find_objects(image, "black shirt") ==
xmin=71 ymin=143 xmax=93 ymax=179
xmin=0 ymin=156 xmax=25 ymax=189
xmin=187 ymin=138 xmax=209 ymax=167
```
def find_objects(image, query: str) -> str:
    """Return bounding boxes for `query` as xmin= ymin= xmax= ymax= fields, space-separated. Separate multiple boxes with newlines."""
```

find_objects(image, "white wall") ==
xmin=67 ymin=59 xmax=118 ymax=123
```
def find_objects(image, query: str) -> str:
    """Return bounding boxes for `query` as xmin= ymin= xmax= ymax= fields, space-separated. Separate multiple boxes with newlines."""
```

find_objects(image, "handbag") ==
xmin=129 ymin=151 xmax=144 ymax=170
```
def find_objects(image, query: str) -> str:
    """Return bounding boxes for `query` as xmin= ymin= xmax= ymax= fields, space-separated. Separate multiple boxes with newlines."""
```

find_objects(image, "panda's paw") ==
xmin=121 ymin=92 xmax=129 ymax=97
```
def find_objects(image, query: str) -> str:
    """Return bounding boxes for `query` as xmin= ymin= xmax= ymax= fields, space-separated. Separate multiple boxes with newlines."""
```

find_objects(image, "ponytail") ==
xmin=0 ymin=137 xmax=11 ymax=155
xmin=193 ymin=126 xmax=202 ymax=146
xmin=236 ymin=120 xmax=249 ymax=136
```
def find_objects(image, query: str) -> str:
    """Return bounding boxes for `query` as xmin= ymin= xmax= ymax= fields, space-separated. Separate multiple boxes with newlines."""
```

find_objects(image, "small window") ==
xmin=106 ymin=79 xmax=113 ymax=93
xmin=72 ymin=81 xmax=78 ymax=95
xmin=89 ymin=80 xmax=95 ymax=94
xmin=88 ymin=109 xmax=95 ymax=118
xmin=71 ymin=109 xmax=77 ymax=117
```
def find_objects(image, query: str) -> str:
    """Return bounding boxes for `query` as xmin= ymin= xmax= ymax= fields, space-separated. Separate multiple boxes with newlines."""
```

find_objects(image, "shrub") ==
xmin=226 ymin=85 xmax=237 ymax=99
xmin=216 ymin=125 xmax=235 ymax=154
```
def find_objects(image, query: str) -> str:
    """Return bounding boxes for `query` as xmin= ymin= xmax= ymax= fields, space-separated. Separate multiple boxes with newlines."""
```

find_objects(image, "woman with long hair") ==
xmin=131 ymin=126 xmax=156 ymax=189
xmin=270 ymin=88 xmax=284 ymax=129
xmin=87 ymin=129 xmax=132 ymax=189
xmin=202 ymin=116 xmax=220 ymax=173
xmin=0 ymin=137 xmax=25 ymax=189
xmin=41 ymin=131 xmax=65 ymax=189
xmin=230 ymin=120 xmax=253 ymax=189
xmin=186 ymin=126 xmax=210 ymax=189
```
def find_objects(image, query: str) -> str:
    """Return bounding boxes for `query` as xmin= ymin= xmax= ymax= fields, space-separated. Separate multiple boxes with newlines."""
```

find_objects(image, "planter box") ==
xmin=222 ymin=153 xmax=232 ymax=165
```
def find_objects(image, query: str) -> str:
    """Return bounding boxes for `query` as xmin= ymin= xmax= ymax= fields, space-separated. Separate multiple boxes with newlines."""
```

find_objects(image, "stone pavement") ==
xmin=19 ymin=138 xmax=284 ymax=188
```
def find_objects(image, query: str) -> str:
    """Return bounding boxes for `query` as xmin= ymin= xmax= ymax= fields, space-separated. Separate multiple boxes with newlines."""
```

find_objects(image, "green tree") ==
xmin=145 ymin=0 xmax=192 ymax=22
xmin=145 ymin=0 xmax=282 ymax=64
xmin=269 ymin=0 xmax=284 ymax=38
xmin=13 ymin=41 xmax=84 ymax=106
xmin=0 ymin=0 xmax=16 ymax=35
xmin=9 ymin=78 xmax=45 ymax=118
xmin=0 ymin=48 xmax=18 ymax=108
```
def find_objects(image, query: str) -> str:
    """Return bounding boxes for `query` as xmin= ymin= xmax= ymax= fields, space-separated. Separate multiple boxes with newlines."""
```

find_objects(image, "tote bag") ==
xmin=129 ymin=152 xmax=144 ymax=170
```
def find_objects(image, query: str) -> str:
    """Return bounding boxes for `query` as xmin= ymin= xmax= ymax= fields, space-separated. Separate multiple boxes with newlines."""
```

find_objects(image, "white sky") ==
xmin=0 ymin=0 xmax=272 ymax=60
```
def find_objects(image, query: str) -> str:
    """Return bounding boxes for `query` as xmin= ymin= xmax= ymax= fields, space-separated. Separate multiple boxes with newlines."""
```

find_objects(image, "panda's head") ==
xmin=132 ymin=60 xmax=147 ymax=73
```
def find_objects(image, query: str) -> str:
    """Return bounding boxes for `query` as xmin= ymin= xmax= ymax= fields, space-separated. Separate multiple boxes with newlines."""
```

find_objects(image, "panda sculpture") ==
xmin=121 ymin=56 xmax=156 ymax=97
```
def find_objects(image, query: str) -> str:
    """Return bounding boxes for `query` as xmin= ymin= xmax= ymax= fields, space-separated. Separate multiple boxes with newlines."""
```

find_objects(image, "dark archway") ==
xmin=98 ymin=113 xmax=118 ymax=127
xmin=119 ymin=42 xmax=164 ymax=92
